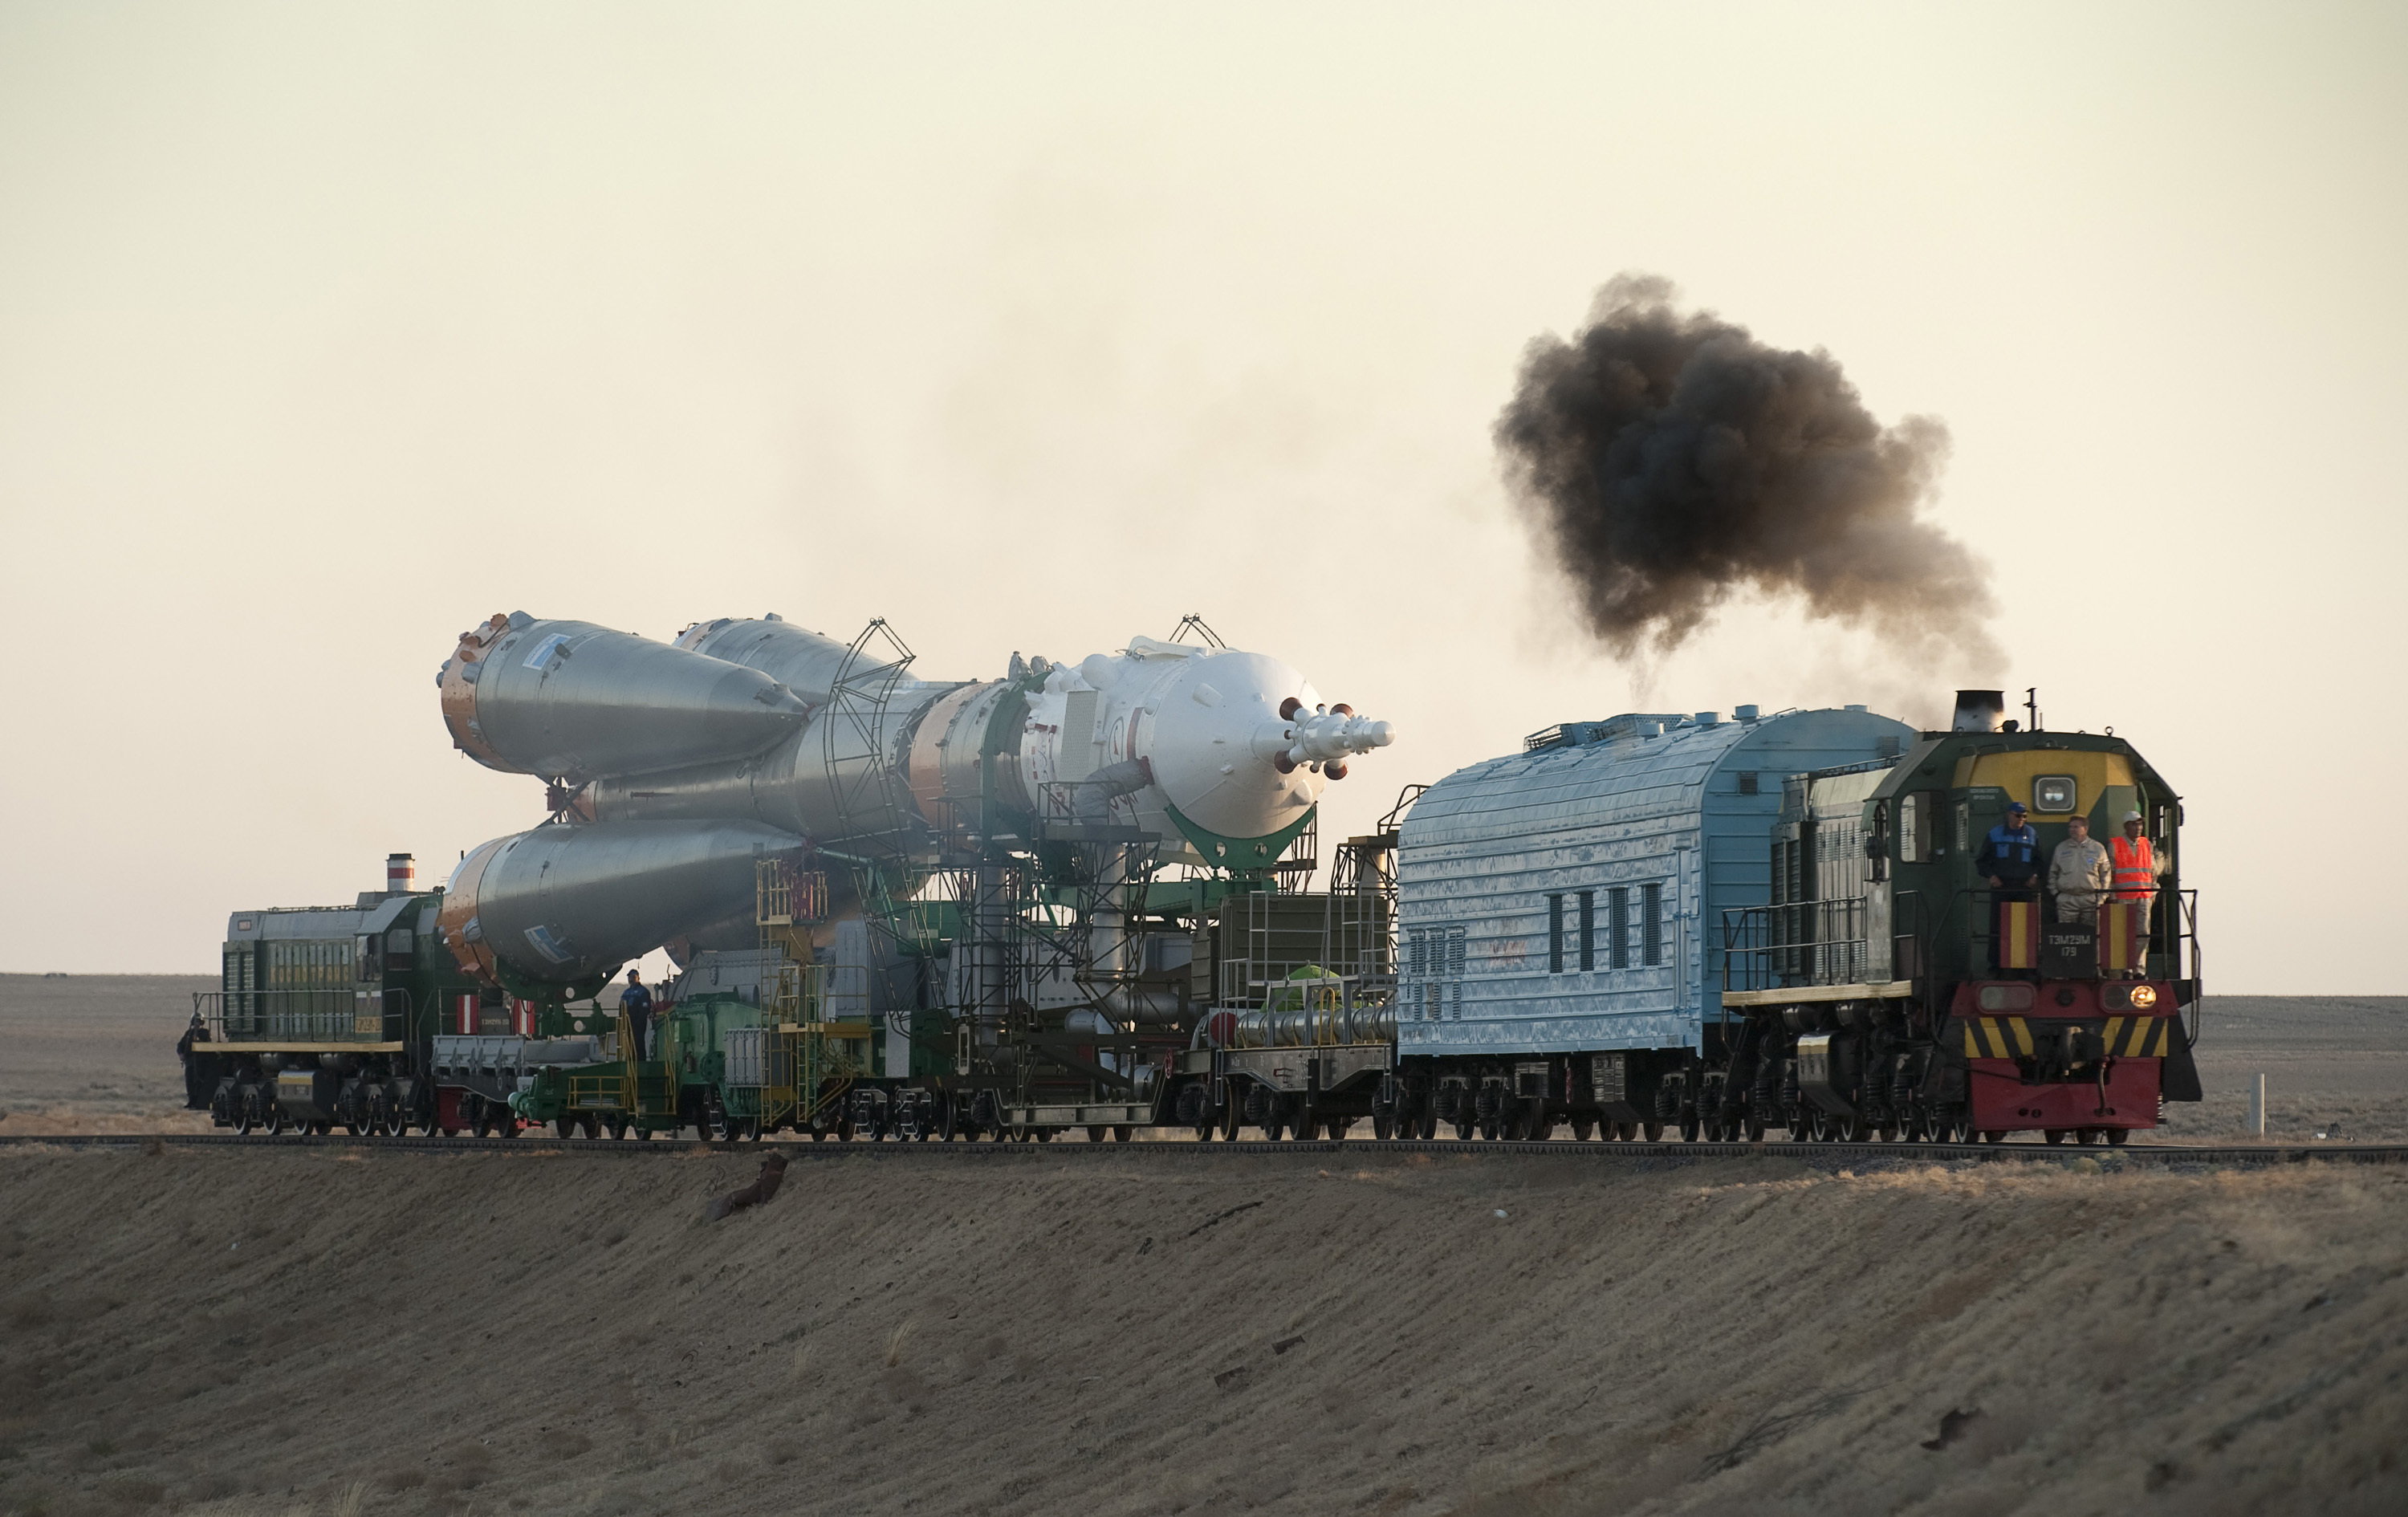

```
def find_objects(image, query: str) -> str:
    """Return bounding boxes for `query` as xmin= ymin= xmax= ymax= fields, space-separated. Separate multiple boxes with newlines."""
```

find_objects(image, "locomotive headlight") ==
xmin=2129 ymin=984 xmax=2158 ymax=1009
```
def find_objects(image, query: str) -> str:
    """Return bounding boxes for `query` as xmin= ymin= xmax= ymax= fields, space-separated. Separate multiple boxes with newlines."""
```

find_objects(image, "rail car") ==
xmin=181 ymin=688 xmax=2199 ymax=1147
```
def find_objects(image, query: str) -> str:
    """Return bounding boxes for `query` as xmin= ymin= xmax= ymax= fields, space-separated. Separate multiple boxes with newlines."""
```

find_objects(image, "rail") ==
xmin=1723 ymin=883 xmax=2202 ymax=1002
xmin=9 ymin=1132 xmax=2402 ymax=1165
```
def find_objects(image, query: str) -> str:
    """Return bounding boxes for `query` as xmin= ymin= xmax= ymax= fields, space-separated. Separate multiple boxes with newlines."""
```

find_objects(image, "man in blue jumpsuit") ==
xmin=1976 ymin=801 xmax=2041 ymax=973
xmin=618 ymin=968 xmax=654 ymax=1063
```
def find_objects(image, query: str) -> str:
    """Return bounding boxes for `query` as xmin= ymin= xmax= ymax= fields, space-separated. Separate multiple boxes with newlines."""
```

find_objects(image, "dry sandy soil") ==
xmin=0 ymin=977 xmax=214 ymax=1137
xmin=2158 ymin=996 xmax=2408 ymax=1143
xmin=0 ymin=1144 xmax=2403 ymax=1517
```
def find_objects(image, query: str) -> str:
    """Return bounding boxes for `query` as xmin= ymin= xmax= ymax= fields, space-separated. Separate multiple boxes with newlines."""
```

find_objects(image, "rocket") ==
xmin=433 ymin=612 xmax=1394 ymax=987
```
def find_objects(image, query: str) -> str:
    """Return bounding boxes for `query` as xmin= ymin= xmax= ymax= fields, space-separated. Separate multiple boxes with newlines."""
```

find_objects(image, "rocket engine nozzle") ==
xmin=1282 ymin=705 xmax=1396 ymax=770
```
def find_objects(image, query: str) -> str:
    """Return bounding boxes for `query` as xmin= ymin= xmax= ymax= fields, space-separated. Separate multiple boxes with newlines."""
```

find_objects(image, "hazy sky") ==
xmin=3 ymin=2 xmax=2402 ymax=992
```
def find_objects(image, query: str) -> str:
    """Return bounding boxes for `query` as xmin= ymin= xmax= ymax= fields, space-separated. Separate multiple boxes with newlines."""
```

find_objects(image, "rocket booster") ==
xmin=434 ymin=612 xmax=1394 ymax=986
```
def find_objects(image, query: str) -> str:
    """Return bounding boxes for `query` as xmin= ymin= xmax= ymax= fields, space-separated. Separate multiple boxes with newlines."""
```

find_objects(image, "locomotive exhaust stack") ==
xmin=1950 ymin=689 xmax=2006 ymax=732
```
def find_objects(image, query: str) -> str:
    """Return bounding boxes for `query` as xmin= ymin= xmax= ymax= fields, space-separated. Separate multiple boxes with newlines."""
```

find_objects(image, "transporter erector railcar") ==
xmin=178 ymin=599 xmax=2199 ymax=1145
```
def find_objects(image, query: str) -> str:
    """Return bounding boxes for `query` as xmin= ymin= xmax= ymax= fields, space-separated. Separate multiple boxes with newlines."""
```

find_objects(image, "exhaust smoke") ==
xmin=1495 ymin=275 xmax=2002 ymax=678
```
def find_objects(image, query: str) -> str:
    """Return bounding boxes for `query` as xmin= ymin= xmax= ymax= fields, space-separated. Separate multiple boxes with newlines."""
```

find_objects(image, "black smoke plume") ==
xmin=1495 ymin=274 xmax=1999 ymax=673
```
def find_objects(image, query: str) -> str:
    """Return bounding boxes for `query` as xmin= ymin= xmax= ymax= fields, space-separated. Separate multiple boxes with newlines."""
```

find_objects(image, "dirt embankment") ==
xmin=1 ymin=1147 xmax=2402 ymax=1517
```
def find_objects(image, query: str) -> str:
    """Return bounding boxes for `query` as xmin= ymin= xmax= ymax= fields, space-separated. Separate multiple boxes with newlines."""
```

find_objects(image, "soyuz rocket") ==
xmin=432 ymin=612 xmax=1394 ymax=990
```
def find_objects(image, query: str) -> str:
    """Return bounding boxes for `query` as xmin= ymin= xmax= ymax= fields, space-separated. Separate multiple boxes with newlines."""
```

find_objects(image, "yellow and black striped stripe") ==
xmin=2101 ymin=1015 xmax=2172 ymax=1056
xmin=1963 ymin=1017 xmax=2034 ymax=1058
xmin=1959 ymin=1016 xmax=2171 ymax=1059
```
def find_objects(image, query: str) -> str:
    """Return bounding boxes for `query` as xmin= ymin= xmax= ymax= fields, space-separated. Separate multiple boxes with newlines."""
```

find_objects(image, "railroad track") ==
xmin=5 ymin=1132 xmax=2404 ymax=1164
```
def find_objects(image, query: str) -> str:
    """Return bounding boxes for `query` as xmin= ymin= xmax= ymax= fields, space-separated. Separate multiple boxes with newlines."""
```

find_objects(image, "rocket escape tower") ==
xmin=429 ymin=606 xmax=1399 ymax=1132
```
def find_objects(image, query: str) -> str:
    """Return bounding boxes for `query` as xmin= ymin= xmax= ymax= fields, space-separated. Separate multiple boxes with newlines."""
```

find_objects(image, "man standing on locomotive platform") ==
xmin=2048 ymin=811 xmax=2113 ymax=922
xmin=619 ymin=968 xmax=654 ymax=1064
xmin=2112 ymin=809 xmax=2167 ymax=943
xmin=1979 ymin=801 xmax=2042 ymax=972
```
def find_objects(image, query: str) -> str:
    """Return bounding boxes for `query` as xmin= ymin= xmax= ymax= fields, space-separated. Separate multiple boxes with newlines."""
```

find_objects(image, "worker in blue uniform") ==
xmin=618 ymin=968 xmax=654 ymax=1063
xmin=1976 ymin=801 xmax=2041 ymax=973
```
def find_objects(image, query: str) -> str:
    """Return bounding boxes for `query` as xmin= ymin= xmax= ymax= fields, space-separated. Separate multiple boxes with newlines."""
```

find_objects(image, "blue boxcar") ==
xmin=1395 ymin=706 xmax=1916 ymax=1058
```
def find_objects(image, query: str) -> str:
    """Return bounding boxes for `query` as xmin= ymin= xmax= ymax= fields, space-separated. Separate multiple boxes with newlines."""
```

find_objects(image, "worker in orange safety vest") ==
xmin=2109 ymin=809 xmax=2166 ymax=946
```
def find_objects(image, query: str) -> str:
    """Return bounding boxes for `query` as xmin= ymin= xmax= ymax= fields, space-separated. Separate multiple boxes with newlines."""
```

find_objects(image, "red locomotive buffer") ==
xmin=1951 ymin=975 xmax=2174 ymax=1140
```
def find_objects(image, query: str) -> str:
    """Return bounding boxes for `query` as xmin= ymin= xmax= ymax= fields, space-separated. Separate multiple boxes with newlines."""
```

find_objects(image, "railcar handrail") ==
xmin=1725 ymin=881 xmax=2199 ymax=1006
xmin=191 ymin=987 xmax=411 ymax=1044
xmin=1719 ymin=903 xmax=1869 ymax=993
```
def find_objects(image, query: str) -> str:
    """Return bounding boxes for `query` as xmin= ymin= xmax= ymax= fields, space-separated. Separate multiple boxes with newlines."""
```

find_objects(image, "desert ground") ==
xmin=1 ymin=1145 xmax=2403 ymax=1517
xmin=1 ymin=978 xmax=2405 ymax=1515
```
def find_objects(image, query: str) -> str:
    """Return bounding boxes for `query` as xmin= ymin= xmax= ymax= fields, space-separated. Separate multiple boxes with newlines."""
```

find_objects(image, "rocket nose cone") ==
xmin=448 ymin=618 xmax=816 ymax=783
xmin=1144 ymin=650 xmax=1328 ymax=840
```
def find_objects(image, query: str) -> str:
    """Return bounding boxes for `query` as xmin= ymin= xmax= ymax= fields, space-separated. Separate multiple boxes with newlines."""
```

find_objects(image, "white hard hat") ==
xmin=2123 ymin=810 xmax=2143 ymax=822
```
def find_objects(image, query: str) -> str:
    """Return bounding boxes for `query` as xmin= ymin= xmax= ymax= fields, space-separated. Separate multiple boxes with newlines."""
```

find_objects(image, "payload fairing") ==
xmin=433 ymin=612 xmax=1393 ymax=990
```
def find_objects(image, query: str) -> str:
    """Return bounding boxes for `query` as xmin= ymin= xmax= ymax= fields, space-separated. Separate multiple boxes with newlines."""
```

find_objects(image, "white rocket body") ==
xmin=433 ymin=613 xmax=1393 ymax=986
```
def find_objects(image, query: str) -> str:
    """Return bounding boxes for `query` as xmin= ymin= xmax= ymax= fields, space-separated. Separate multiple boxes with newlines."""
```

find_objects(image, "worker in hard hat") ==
xmin=2109 ymin=810 xmax=2168 ymax=967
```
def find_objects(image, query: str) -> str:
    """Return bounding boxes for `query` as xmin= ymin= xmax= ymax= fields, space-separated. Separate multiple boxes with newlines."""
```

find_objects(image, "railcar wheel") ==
xmin=939 ymin=1098 xmax=960 ymax=1142
xmin=1220 ymin=1101 xmax=1242 ymax=1143
xmin=1979 ymin=1129 xmax=2007 ymax=1144
xmin=1263 ymin=1107 xmax=1286 ymax=1143
xmin=1569 ymin=1115 xmax=1593 ymax=1141
xmin=555 ymin=1116 xmax=575 ymax=1138
xmin=2105 ymin=1127 xmax=2129 ymax=1146
xmin=2044 ymin=1129 xmax=2068 ymax=1145
xmin=1678 ymin=1113 xmax=1700 ymax=1143
xmin=1453 ymin=1116 xmax=1474 ymax=1141
xmin=1373 ymin=1111 xmax=1395 ymax=1141
xmin=1327 ymin=1117 xmax=1351 ymax=1141
xmin=2076 ymin=1128 xmax=2100 ymax=1145
xmin=1414 ymin=1108 xmax=1438 ymax=1141
xmin=1640 ymin=1121 xmax=1662 ymax=1141
xmin=1088 ymin=1125 xmax=1108 ymax=1145
xmin=1112 ymin=1125 xmax=1133 ymax=1143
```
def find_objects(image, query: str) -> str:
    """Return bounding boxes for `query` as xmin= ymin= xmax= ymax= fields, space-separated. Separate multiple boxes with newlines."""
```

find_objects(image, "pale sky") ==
xmin=2 ymin=2 xmax=2401 ymax=992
